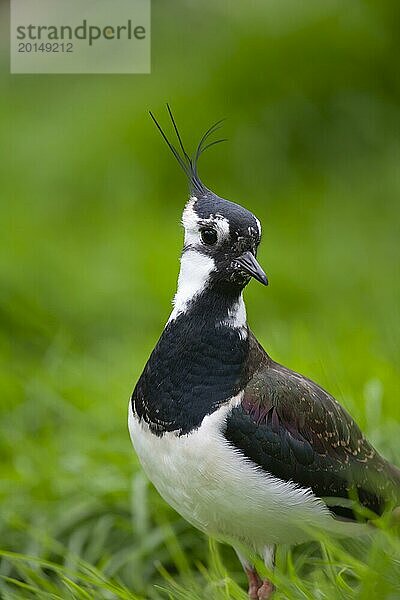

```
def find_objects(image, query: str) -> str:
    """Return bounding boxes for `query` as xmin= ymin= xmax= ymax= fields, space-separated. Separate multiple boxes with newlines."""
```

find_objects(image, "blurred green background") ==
xmin=1 ymin=0 xmax=400 ymax=598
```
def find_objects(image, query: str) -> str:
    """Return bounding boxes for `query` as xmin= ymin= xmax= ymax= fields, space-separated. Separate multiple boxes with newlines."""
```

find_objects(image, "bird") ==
xmin=129 ymin=106 xmax=400 ymax=599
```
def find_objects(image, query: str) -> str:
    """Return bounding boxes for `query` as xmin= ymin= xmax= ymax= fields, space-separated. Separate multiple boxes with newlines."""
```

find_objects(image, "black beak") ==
xmin=235 ymin=251 xmax=268 ymax=286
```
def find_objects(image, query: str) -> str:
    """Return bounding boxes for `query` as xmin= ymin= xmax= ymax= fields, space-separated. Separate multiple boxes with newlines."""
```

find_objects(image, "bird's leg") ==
xmin=246 ymin=566 xmax=263 ymax=600
xmin=257 ymin=545 xmax=276 ymax=600
xmin=257 ymin=580 xmax=275 ymax=600
xmin=234 ymin=549 xmax=262 ymax=600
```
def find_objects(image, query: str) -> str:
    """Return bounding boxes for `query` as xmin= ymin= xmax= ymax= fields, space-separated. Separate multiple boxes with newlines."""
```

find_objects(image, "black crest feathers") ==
xmin=149 ymin=104 xmax=226 ymax=195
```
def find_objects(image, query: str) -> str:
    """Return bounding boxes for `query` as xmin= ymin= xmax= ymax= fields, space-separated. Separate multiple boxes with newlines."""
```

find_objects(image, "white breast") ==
xmin=128 ymin=396 xmax=365 ymax=553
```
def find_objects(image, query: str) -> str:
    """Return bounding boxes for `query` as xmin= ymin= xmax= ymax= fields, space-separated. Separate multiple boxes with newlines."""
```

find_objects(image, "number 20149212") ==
xmin=18 ymin=42 xmax=74 ymax=53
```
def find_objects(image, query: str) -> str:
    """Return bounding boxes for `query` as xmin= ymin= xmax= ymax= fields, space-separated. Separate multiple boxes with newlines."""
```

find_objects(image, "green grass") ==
xmin=1 ymin=525 xmax=400 ymax=599
xmin=1 ymin=0 xmax=400 ymax=598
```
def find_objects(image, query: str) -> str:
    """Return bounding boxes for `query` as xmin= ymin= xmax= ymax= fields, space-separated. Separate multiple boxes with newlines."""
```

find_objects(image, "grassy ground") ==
xmin=1 ymin=1 xmax=400 ymax=598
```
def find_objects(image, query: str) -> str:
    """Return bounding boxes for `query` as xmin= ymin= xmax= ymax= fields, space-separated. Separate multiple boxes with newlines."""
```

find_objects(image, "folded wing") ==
xmin=224 ymin=333 xmax=400 ymax=521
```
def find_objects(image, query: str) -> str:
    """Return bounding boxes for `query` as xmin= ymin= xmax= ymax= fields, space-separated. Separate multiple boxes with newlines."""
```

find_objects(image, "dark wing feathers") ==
xmin=225 ymin=333 xmax=400 ymax=521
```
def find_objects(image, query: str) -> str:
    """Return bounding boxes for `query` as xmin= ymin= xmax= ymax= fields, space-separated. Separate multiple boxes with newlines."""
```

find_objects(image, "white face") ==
xmin=169 ymin=197 xmax=221 ymax=322
xmin=169 ymin=249 xmax=215 ymax=321
xmin=168 ymin=194 xmax=263 ymax=324
xmin=182 ymin=196 xmax=230 ymax=250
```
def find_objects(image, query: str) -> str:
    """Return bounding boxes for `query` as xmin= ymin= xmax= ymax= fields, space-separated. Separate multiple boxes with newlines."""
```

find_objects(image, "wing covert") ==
xmin=225 ymin=342 xmax=400 ymax=521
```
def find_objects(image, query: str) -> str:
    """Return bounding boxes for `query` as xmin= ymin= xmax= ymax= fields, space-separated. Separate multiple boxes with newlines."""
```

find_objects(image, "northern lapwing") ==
xmin=129 ymin=107 xmax=400 ymax=599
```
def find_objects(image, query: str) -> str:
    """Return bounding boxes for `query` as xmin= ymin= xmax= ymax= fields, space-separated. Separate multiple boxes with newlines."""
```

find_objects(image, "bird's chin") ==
xmin=230 ymin=271 xmax=252 ymax=288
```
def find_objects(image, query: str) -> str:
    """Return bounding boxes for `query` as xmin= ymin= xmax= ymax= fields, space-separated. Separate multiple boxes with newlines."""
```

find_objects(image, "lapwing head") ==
xmin=150 ymin=106 xmax=268 ymax=296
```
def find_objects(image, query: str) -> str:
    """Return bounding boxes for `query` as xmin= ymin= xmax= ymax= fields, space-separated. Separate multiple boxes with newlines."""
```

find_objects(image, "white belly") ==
xmin=128 ymin=396 xmax=363 ymax=552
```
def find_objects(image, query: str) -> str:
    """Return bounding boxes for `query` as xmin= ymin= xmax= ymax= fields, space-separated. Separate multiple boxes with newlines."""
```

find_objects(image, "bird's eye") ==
xmin=200 ymin=228 xmax=218 ymax=246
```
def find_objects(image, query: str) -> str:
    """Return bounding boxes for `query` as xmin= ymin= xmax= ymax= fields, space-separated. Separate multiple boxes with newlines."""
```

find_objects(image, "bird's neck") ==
xmin=168 ymin=248 xmax=247 ymax=334
xmin=170 ymin=285 xmax=248 ymax=338
xmin=132 ymin=276 xmax=251 ymax=436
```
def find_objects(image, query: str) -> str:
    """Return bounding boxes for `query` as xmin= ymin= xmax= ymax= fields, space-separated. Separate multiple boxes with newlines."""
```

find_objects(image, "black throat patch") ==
xmin=131 ymin=290 xmax=250 ymax=436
